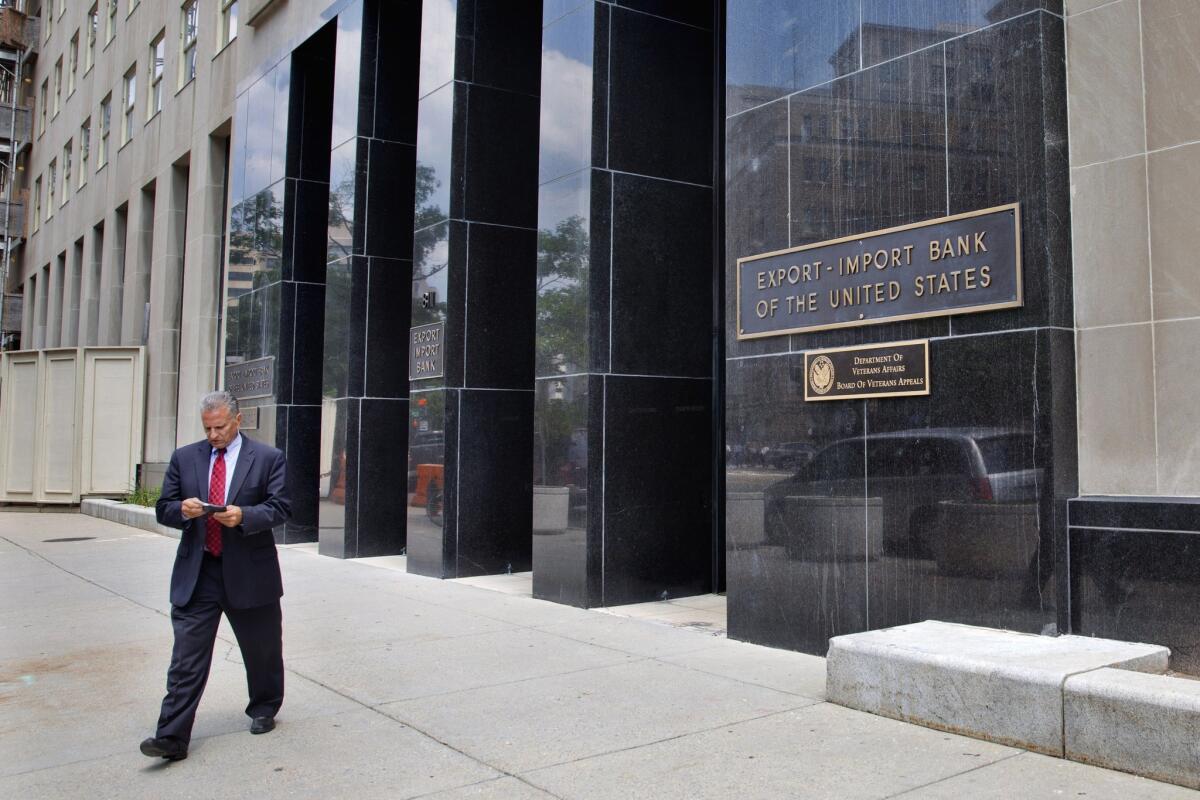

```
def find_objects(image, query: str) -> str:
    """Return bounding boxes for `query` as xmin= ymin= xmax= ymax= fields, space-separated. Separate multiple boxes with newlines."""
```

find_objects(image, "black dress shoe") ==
xmin=250 ymin=716 xmax=275 ymax=735
xmin=140 ymin=736 xmax=188 ymax=761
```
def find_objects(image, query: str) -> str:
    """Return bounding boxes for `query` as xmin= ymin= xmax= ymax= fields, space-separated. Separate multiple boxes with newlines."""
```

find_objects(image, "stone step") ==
xmin=826 ymin=620 xmax=1168 ymax=756
xmin=1065 ymin=667 xmax=1200 ymax=790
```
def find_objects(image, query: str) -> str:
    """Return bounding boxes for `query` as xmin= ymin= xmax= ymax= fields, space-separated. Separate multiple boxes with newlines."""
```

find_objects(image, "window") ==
xmin=128 ymin=0 xmax=139 ymax=14
xmin=44 ymin=2 xmax=52 ymax=41
xmin=79 ymin=119 xmax=91 ymax=187
xmin=38 ymin=80 xmax=47 ymax=135
xmin=47 ymin=160 xmax=56 ymax=218
xmin=122 ymin=66 xmax=136 ymax=144
xmin=149 ymin=32 xmax=164 ymax=117
xmin=106 ymin=0 xmax=117 ymax=45
xmin=0 ymin=69 xmax=12 ymax=106
xmin=219 ymin=0 xmax=237 ymax=49
xmin=86 ymin=5 xmax=98 ymax=71
xmin=98 ymin=94 xmax=111 ymax=166
xmin=61 ymin=142 xmax=72 ymax=204
xmin=68 ymin=32 xmax=79 ymax=94
xmin=180 ymin=0 xmax=198 ymax=86
xmin=53 ymin=58 xmax=62 ymax=117
xmin=58 ymin=0 xmax=67 ymax=17
xmin=33 ymin=177 xmax=41 ymax=231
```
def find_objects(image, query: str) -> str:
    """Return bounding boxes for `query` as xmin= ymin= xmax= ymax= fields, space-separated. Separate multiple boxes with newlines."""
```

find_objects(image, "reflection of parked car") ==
xmin=763 ymin=441 xmax=818 ymax=470
xmin=407 ymin=431 xmax=445 ymax=492
xmin=764 ymin=428 xmax=1042 ymax=556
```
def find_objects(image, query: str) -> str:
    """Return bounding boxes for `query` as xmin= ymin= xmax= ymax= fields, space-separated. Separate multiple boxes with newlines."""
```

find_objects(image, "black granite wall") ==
xmin=533 ymin=1 xmax=719 ymax=607
xmin=406 ymin=0 xmax=543 ymax=578
xmin=724 ymin=1 xmax=1075 ymax=653
xmin=319 ymin=0 xmax=421 ymax=558
xmin=1070 ymin=497 xmax=1200 ymax=674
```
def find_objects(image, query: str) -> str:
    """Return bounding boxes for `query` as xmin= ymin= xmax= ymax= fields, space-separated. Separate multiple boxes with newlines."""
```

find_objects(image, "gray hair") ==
xmin=200 ymin=390 xmax=240 ymax=415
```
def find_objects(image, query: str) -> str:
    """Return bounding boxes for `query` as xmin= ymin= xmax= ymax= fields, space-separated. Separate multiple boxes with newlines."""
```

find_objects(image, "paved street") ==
xmin=1 ymin=512 xmax=1196 ymax=799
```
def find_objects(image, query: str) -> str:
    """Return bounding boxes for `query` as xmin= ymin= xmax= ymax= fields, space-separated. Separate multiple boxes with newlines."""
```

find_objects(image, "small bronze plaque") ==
xmin=804 ymin=340 xmax=930 ymax=401
xmin=225 ymin=356 xmax=275 ymax=400
xmin=409 ymin=322 xmax=445 ymax=381
xmin=737 ymin=203 xmax=1021 ymax=339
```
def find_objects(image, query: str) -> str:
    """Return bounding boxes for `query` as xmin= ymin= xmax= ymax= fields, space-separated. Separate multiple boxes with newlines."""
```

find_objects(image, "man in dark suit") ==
xmin=140 ymin=390 xmax=291 ymax=762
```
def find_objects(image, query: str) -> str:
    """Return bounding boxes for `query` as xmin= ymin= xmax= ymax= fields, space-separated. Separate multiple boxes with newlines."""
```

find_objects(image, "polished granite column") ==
xmin=406 ymin=0 xmax=542 ymax=579
xmin=724 ymin=2 xmax=1075 ymax=654
xmin=225 ymin=23 xmax=333 ymax=543
xmin=533 ymin=2 xmax=718 ymax=607
xmin=317 ymin=0 xmax=421 ymax=558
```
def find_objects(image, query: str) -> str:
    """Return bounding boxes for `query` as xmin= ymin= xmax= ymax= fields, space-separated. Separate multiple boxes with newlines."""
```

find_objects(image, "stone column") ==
xmin=143 ymin=165 xmax=189 ymax=464
xmin=176 ymin=138 xmax=226 ymax=446
xmin=78 ymin=223 xmax=103 ymax=346
xmin=60 ymin=240 xmax=82 ymax=346
xmin=405 ymin=0 xmax=543 ymax=578
xmin=532 ymin=2 xmax=718 ymax=607
xmin=120 ymin=186 xmax=155 ymax=346
xmin=318 ymin=0 xmax=422 ymax=558
xmin=45 ymin=255 xmax=62 ymax=348
xmin=97 ymin=206 xmax=127 ymax=346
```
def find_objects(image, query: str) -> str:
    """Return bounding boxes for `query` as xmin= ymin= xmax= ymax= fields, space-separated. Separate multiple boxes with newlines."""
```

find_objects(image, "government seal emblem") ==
xmin=809 ymin=355 xmax=835 ymax=395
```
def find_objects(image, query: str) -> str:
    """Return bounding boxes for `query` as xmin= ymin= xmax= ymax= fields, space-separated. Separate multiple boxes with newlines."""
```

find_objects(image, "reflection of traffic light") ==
xmin=412 ymin=395 xmax=430 ymax=430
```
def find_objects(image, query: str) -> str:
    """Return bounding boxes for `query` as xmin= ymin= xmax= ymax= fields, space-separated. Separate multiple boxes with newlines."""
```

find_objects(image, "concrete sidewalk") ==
xmin=1 ymin=513 xmax=1195 ymax=800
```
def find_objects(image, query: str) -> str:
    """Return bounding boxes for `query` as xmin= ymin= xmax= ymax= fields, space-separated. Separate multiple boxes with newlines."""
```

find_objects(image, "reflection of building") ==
xmin=10 ymin=0 xmax=1200 ymax=683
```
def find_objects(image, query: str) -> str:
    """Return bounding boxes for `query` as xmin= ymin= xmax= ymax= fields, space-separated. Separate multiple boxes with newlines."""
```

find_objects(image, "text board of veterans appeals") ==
xmin=736 ymin=203 xmax=1022 ymax=339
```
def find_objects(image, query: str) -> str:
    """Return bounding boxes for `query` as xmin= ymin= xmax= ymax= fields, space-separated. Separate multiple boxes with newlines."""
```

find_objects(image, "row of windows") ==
xmin=29 ymin=2 xmax=236 ymax=236
xmin=36 ymin=1 xmax=236 ymax=142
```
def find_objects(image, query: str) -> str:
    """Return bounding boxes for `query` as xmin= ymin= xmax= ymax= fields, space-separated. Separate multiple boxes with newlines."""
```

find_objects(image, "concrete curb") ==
xmin=1065 ymin=667 xmax=1200 ymax=790
xmin=80 ymin=498 xmax=180 ymax=540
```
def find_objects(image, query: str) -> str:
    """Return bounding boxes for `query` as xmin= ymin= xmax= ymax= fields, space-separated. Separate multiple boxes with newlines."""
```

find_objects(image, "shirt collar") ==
xmin=213 ymin=433 xmax=243 ymax=459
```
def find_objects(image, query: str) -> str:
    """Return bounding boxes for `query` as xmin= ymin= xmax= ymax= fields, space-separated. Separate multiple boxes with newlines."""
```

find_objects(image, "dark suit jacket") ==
xmin=156 ymin=434 xmax=291 ymax=609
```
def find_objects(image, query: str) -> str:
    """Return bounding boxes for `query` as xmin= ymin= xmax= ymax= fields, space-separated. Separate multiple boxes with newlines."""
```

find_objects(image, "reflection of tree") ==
xmin=535 ymin=214 xmax=588 ymax=375
xmin=412 ymin=162 xmax=448 ymax=326
xmin=328 ymin=174 xmax=354 ymax=262
xmin=322 ymin=264 xmax=351 ymax=397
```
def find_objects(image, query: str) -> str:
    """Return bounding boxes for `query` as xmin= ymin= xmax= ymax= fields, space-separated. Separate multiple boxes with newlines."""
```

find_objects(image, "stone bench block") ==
xmin=827 ymin=621 xmax=1168 ymax=756
xmin=81 ymin=498 xmax=180 ymax=539
xmin=1065 ymin=667 xmax=1200 ymax=789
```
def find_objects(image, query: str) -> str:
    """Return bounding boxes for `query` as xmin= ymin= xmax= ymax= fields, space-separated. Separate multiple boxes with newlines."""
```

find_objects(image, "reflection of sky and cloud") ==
xmin=419 ymin=0 xmax=457 ymax=99
xmin=539 ymin=5 xmax=592 ymax=185
xmin=727 ymin=0 xmax=1037 ymax=116
xmin=330 ymin=2 xmax=363 ymax=149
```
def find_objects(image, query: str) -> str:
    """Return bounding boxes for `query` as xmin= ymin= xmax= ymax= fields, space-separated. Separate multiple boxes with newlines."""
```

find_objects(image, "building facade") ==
xmin=8 ymin=0 xmax=1200 ymax=670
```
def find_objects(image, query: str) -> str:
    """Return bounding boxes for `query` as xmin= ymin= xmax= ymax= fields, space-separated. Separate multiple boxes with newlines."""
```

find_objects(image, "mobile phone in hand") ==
xmin=200 ymin=502 xmax=228 ymax=515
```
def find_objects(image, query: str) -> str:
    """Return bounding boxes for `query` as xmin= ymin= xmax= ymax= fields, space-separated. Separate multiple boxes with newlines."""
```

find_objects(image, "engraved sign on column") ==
xmin=224 ymin=355 xmax=275 ymax=400
xmin=409 ymin=322 xmax=445 ymax=381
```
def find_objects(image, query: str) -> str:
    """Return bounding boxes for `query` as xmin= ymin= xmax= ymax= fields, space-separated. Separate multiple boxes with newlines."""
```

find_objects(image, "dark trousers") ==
xmin=156 ymin=553 xmax=284 ymax=743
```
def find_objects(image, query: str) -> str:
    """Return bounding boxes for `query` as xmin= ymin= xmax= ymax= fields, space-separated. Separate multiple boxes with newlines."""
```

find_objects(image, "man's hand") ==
xmin=213 ymin=505 xmax=243 ymax=528
xmin=181 ymin=498 xmax=205 ymax=519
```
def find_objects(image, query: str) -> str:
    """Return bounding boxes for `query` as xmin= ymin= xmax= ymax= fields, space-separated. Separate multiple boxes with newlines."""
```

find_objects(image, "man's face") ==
xmin=202 ymin=406 xmax=242 ymax=450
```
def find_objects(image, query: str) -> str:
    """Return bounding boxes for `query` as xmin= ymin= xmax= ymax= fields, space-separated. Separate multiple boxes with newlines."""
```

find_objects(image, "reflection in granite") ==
xmin=946 ymin=11 xmax=1072 ymax=334
xmin=1070 ymin=497 xmax=1200 ymax=674
xmin=409 ymin=0 xmax=542 ymax=578
xmin=724 ymin=6 xmax=1075 ymax=654
xmin=539 ymin=6 xmax=593 ymax=185
xmin=861 ymin=0 xmax=1063 ymax=69
xmin=532 ymin=374 xmax=593 ymax=606
xmin=726 ymin=0 xmax=858 ymax=116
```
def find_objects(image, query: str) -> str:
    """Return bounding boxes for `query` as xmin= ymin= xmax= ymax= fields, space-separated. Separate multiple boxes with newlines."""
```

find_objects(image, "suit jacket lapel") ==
xmin=194 ymin=443 xmax=210 ymax=502
xmin=226 ymin=437 xmax=255 ymax=505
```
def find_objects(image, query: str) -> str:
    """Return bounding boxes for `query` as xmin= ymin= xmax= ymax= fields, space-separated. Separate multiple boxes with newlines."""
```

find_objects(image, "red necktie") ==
xmin=206 ymin=449 xmax=226 ymax=556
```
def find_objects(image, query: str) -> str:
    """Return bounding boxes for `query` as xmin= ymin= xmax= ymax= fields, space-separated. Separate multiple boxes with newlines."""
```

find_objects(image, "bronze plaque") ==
xmin=225 ymin=356 xmax=275 ymax=400
xmin=409 ymin=322 xmax=445 ymax=381
xmin=737 ymin=203 xmax=1021 ymax=339
xmin=804 ymin=340 xmax=930 ymax=401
